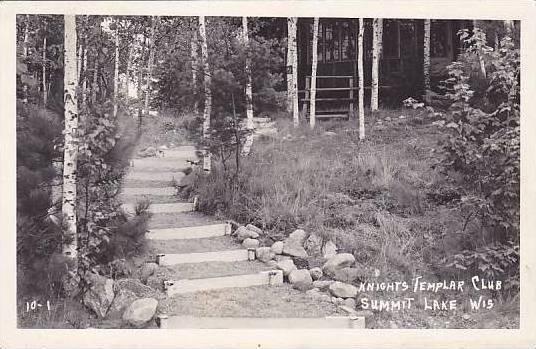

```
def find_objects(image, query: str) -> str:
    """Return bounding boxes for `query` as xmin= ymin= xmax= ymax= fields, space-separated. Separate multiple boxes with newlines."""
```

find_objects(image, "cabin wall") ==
xmin=297 ymin=18 xmax=472 ymax=103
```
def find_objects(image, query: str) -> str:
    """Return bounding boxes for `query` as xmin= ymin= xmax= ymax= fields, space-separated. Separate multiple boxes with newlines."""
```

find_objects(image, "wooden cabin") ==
xmin=297 ymin=18 xmax=472 ymax=118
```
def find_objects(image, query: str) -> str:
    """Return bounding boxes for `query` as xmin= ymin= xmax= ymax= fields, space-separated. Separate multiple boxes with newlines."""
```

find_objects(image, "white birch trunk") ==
xmin=91 ymin=57 xmax=98 ymax=104
xmin=358 ymin=18 xmax=365 ymax=140
xmin=241 ymin=17 xmax=255 ymax=155
xmin=423 ymin=19 xmax=431 ymax=99
xmin=62 ymin=14 xmax=79 ymax=261
xmin=81 ymin=47 xmax=87 ymax=108
xmin=23 ymin=15 xmax=29 ymax=58
xmin=113 ymin=21 xmax=120 ymax=118
xmin=199 ymin=16 xmax=212 ymax=172
xmin=191 ymin=27 xmax=199 ymax=114
xmin=144 ymin=17 xmax=158 ymax=117
xmin=126 ymin=37 xmax=133 ymax=101
xmin=286 ymin=18 xmax=294 ymax=113
xmin=77 ymin=44 xmax=82 ymax=82
xmin=42 ymin=35 xmax=48 ymax=105
xmin=290 ymin=17 xmax=299 ymax=127
xmin=371 ymin=18 xmax=382 ymax=112
xmin=309 ymin=17 xmax=319 ymax=129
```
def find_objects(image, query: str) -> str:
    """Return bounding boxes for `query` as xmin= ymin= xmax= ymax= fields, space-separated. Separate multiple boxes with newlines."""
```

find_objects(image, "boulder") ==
xmin=281 ymin=229 xmax=309 ymax=258
xmin=246 ymin=224 xmax=263 ymax=236
xmin=343 ymin=298 xmax=356 ymax=309
xmin=313 ymin=280 xmax=334 ymax=290
xmin=329 ymin=281 xmax=358 ymax=298
xmin=138 ymin=262 xmax=158 ymax=284
xmin=309 ymin=267 xmax=323 ymax=281
xmin=276 ymin=259 xmax=297 ymax=277
xmin=282 ymin=244 xmax=308 ymax=258
xmin=235 ymin=226 xmax=259 ymax=241
xmin=322 ymin=253 xmax=355 ymax=277
xmin=122 ymin=298 xmax=158 ymax=327
xmin=292 ymin=281 xmax=315 ymax=292
xmin=288 ymin=269 xmax=313 ymax=285
xmin=138 ymin=146 xmax=156 ymax=158
xmin=107 ymin=289 xmax=137 ymax=319
xmin=333 ymin=267 xmax=360 ymax=283
xmin=265 ymin=260 xmax=278 ymax=268
xmin=287 ymin=229 xmax=307 ymax=245
xmin=304 ymin=234 xmax=323 ymax=255
xmin=255 ymin=247 xmax=275 ymax=263
xmin=242 ymin=238 xmax=260 ymax=249
xmin=274 ymin=255 xmax=291 ymax=262
xmin=82 ymin=272 xmax=115 ymax=318
xmin=270 ymin=241 xmax=284 ymax=255
xmin=114 ymin=278 xmax=156 ymax=298
xmin=322 ymin=240 xmax=338 ymax=259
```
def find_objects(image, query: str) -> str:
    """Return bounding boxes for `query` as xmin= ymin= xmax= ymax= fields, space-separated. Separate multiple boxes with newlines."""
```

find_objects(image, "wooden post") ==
xmin=302 ymin=76 xmax=310 ymax=120
xmin=349 ymin=77 xmax=354 ymax=119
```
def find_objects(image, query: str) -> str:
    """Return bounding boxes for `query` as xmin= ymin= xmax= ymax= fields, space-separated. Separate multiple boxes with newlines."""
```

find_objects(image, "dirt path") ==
xmin=121 ymin=146 xmax=347 ymax=328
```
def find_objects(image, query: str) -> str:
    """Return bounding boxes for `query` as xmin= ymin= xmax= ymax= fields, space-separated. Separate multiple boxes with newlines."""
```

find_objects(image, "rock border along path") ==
xmin=123 ymin=145 xmax=364 ymax=329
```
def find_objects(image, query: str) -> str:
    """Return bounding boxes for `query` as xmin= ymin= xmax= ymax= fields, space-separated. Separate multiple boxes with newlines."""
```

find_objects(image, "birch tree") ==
xmin=113 ymin=19 xmax=120 ymax=118
xmin=241 ymin=16 xmax=255 ymax=155
xmin=22 ymin=14 xmax=30 ymax=104
xmin=309 ymin=17 xmax=319 ymax=129
xmin=191 ymin=20 xmax=199 ymax=115
xmin=371 ymin=18 xmax=383 ymax=112
xmin=358 ymin=18 xmax=365 ymax=140
xmin=144 ymin=16 xmax=158 ymax=117
xmin=62 ymin=14 xmax=79 ymax=263
xmin=288 ymin=17 xmax=299 ymax=127
xmin=286 ymin=18 xmax=294 ymax=113
xmin=423 ymin=19 xmax=431 ymax=100
xmin=199 ymin=16 xmax=212 ymax=172
xmin=472 ymin=20 xmax=487 ymax=78
xmin=42 ymin=34 xmax=48 ymax=105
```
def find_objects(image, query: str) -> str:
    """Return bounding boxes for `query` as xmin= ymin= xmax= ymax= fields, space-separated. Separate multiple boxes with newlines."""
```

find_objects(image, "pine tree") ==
xmin=61 ymin=14 xmax=79 ymax=265
xmin=358 ymin=18 xmax=365 ymax=140
xmin=309 ymin=17 xmax=319 ymax=129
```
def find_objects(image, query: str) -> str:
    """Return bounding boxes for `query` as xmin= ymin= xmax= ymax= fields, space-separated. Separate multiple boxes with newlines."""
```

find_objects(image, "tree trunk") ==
xmin=289 ymin=17 xmax=299 ymax=127
xmin=42 ymin=35 xmax=47 ymax=105
xmin=286 ymin=18 xmax=293 ymax=113
xmin=62 ymin=14 xmax=79 ymax=264
xmin=358 ymin=18 xmax=365 ymax=140
xmin=309 ymin=17 xmax=319 ymax=129
xmin=371 ymin=18 xmax=382 ymax=112
xmin=126 ymin=36 xmax=134 ymax=101
xmin=504 ymin=20 xmax=514 ymax=36
xmin=423 ymin=19 xmax=431 ymax=100
xmin=191 ymin=27 xmax=199 ymax=114
xmin=144 ymin=17 xmax=158 ymax=118
xmin=91 ymin=56 xmax=98 ymax=105
xmin=241 ymin=17 xmax=255 ymax=155
xmin=473 ymin=20 xmax=487 ymax=78
xmin=199 ymin=16 xmax=212 ymax=172
xmin=23 ymin=15 xmax=30 ymax=58
xmin=113 ymin=21 xmax=120 ymax=118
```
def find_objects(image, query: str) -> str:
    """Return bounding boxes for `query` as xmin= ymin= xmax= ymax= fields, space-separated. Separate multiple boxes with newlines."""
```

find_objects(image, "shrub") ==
xmin=437 ymin=31 xmax=520 ymax=288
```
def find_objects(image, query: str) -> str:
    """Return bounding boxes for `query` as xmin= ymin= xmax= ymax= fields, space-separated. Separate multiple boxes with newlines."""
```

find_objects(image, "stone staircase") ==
xmin=121 ymin=145 xmax=365 ymax=329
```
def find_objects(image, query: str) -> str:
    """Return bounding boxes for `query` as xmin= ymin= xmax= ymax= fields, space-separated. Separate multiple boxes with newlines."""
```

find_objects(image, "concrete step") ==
xmin=157 ymin=315 xmax=365 ymax=329
xmin=121 ymin=187 xmax=177 ymax=196
xmin=253 ymin=117 xmax=271 ymax=123
xmin=124 ymin=171 xmax=185 ymax=182
xmin=147 ymin=223 xmax=231 ymax=240
xmin=129 ymin=158 xmax=193 ymax=172
xmin=156 ymin=249 xmax=253 ymax=266
xmin=164 ymin=270 xmax=283 ymax=296
xmin=122 ymin=202 xmax=194 ymax=214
